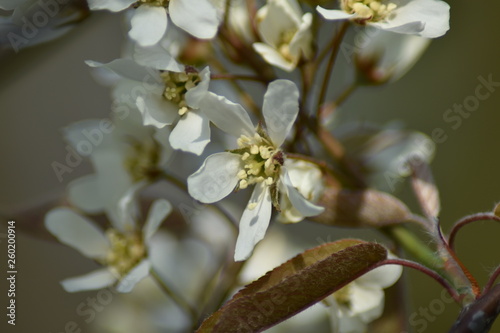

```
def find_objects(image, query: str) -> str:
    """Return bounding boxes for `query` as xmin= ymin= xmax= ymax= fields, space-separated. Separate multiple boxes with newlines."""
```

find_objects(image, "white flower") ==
xmin=63 ymin=112 xmax=172 ymax=222
xmin=253 ymin=0 xmax=313 ymax=72
xmin=87 ymin=0 xmax=219 ymax=46
xmin=335 ymin=122 xmax=435 ymax=192
xmin=87 ymin=51 xmax=213 ymax=155
xmin=211 ymin=0 xmax=254 ymax=44
xmin=317 ymin=0 xmax=450 ymax=38
xmin=44 ymin=195 xmax=172 ymax=293
xmin=277 ymin=159 xmax=325 ymax=223
xmin=187 ymin=79 xmax=324 ymax=261
xmin=355 ymin=29 xmax=431 ymax=84
xmin=325 ymin=263 xmax=403 ymax=333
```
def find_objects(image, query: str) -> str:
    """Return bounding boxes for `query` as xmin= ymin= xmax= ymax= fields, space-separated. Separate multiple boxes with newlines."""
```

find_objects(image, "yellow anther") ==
xmin=247 ymin=202 xmax=258 ymax=210
xmin=250 ymin=145 xmax=259 ymax=155
xmin=239 ymin=179 xmax=248 ymax=189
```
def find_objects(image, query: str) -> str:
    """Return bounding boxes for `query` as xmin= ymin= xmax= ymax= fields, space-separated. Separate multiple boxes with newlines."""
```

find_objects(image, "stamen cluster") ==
xmin=104 ymin=230 xmax=146 ymax=277
xmin=235 ymin=132 xmax=283 ymax=193
xmin=135 ymin=0 xmax=169 ymax=8
xmin=277 ymin=29 xmax=297 ymax=62
xmin=124 ymin=138 xmax=161 ymax=182
xmin=342 ymin=0 xmax=397 ymax=22
xmin=161 ymin=70 xmax=201 ymax=116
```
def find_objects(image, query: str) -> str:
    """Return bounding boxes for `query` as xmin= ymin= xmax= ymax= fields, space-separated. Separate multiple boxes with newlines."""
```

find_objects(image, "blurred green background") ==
xmin=1 ymin=0 xmax=500 ymax=332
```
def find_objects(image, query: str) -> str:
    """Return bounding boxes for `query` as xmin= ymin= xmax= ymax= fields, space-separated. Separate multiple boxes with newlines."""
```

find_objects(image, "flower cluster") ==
xmin=6 ymin=0 xmax=470 ymax=331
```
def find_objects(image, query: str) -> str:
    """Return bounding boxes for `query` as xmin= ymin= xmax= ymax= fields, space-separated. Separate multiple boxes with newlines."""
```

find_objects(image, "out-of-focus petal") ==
xmin=116 ymin=260 xmax=151 ymax=293
xmin=45 ymin=208 xmax=109 ymax=259
xmin=61 ymin=268 xmax=117 ymax=292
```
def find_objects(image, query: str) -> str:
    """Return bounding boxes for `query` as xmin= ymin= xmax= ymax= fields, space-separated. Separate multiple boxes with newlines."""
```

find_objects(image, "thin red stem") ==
xmin=448 ymin=213 xmax=500 ymax=250
xmin=484 ymin=265 xmax=500 ymax=294
xmin=316 ymin=21 xmax=349 ymax=123
xmin=378 ymin=258 xmax=462 ymax=304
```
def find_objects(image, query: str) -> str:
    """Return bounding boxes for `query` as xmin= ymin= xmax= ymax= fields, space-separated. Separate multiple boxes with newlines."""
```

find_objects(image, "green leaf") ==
xmin=311 ymin=188 xmax=411 ymax=227
xmin=196 ymin=240 xmax=388 ymax=332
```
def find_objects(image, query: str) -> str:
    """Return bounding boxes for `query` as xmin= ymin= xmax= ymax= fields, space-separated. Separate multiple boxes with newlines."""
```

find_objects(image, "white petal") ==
xmin=133 ymin=44 xmax=185 ymax=72
xmin=89 ymin=149 xmax=135 ymax=225
xmin=348 ymin=284 xmax=385 ymax=322
xmin=200 ymin=92 xmax=255 ymax=138
xmin=61 ymin=268 xmax=117 ymax=292
xmin=87 ymin=0 xmax=136 ymax=12
xmin=154 ymin=127 xmax=175 ymax=167
xmin=115 ymin=184 xmax=143 ymax=232
xmin=136 ymin=94 xmax=178 ymax=128
xmin=281 ymin=170 xmax=325 ymax=217
xmin=185 ymin=67 xmax=211 ymax=109
xmin=289 ymin=13 xmax=314 ymax=60
xmin=234 ymin=183 xmax=273 ymax=261
xmin=169 ymin=0 xmax=218 ymax=39
xmin=356 ymin=30 xmax=430 ymax=83
xmin=187 ymin=152 xmax=241 ymax=203
xmin=356 ymin=263 xmax=403 ymax=289
xmin=371 ymin=20 xmax=425 ymax=35
xmin=143 ymin=199 xmax=172 ymax=241
xmin=253 ymin=43 xmax=296 ymax=72
xmin=316 ymin=7 xmax=356 ymax=21
xmin=256 ymin=0 xmax=298 ymax=48
xmin=116 ymin=260 xmax=151 ymax=293
xmin=169 ymin=111 xmax=211 ymax=155
xmin=262 ymin=80 xmax=299 ymax=147
xmin=129 ymin=6 xmax=168 ymax=47
xmin=62 ymin=119 xmax=102 ymax=156
xmin=45 ymin=208 xmax=109 ymax=259
xmin=67 ymin=175 xmax=103 ymax=213
xmin=85 ymin=59 xmax=160 ymax=83
xmin=373 ymin=0 xmax=450 ymax=38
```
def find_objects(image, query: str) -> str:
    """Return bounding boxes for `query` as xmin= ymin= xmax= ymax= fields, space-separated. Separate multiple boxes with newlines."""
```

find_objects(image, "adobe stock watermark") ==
xmin=385 ymin=73 xmax=499 ymax=190
xmin=400 ymin=288 xmax=455 ymax=333
xmin=51 ymin=118 xmax=115 ymax=182
xmin=6 ymin=0 xmax=73 ymax=53
xmin=48 ymin=271 xmax=136 ymax=333
xmin=340 ymin=26 xmax=381 ymax=64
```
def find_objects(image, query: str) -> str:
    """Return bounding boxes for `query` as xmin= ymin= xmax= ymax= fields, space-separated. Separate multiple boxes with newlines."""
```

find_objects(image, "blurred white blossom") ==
xmin=317 ymin=0 xmax=450 ymax=38
xmin=45 ymin=196 xmax=172 ymax=293
xmin=253 ymin=0 xmax=313 ymax=71
xmin=277 ymin=159 xmax=325 ymax=223
xmin=325 ymin=262 xmax=403 ymax=333
xmin=63 ymin=111 xmax=172 ymax=222
xmin=355 ymin=30 xmax=431 ymax=84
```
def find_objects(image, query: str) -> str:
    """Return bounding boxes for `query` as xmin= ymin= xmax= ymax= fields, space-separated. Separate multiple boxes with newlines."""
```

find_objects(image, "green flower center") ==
xmin=135 ymin=0 xmax=169 ymax=8
xmin=276 ymin=29 xmax=298 ymax=62
xmin=342 ymin=0 xmax=397 ymax=22
xmin=124 ymin=137 xmax=161 ymax=182
xmin=333 ymin=284 xmax=352 ymax=307
xmin=103 ymin=230 xmax=146 ymax=277
xmin=161 ymin=70 xmax=201 ymax=116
